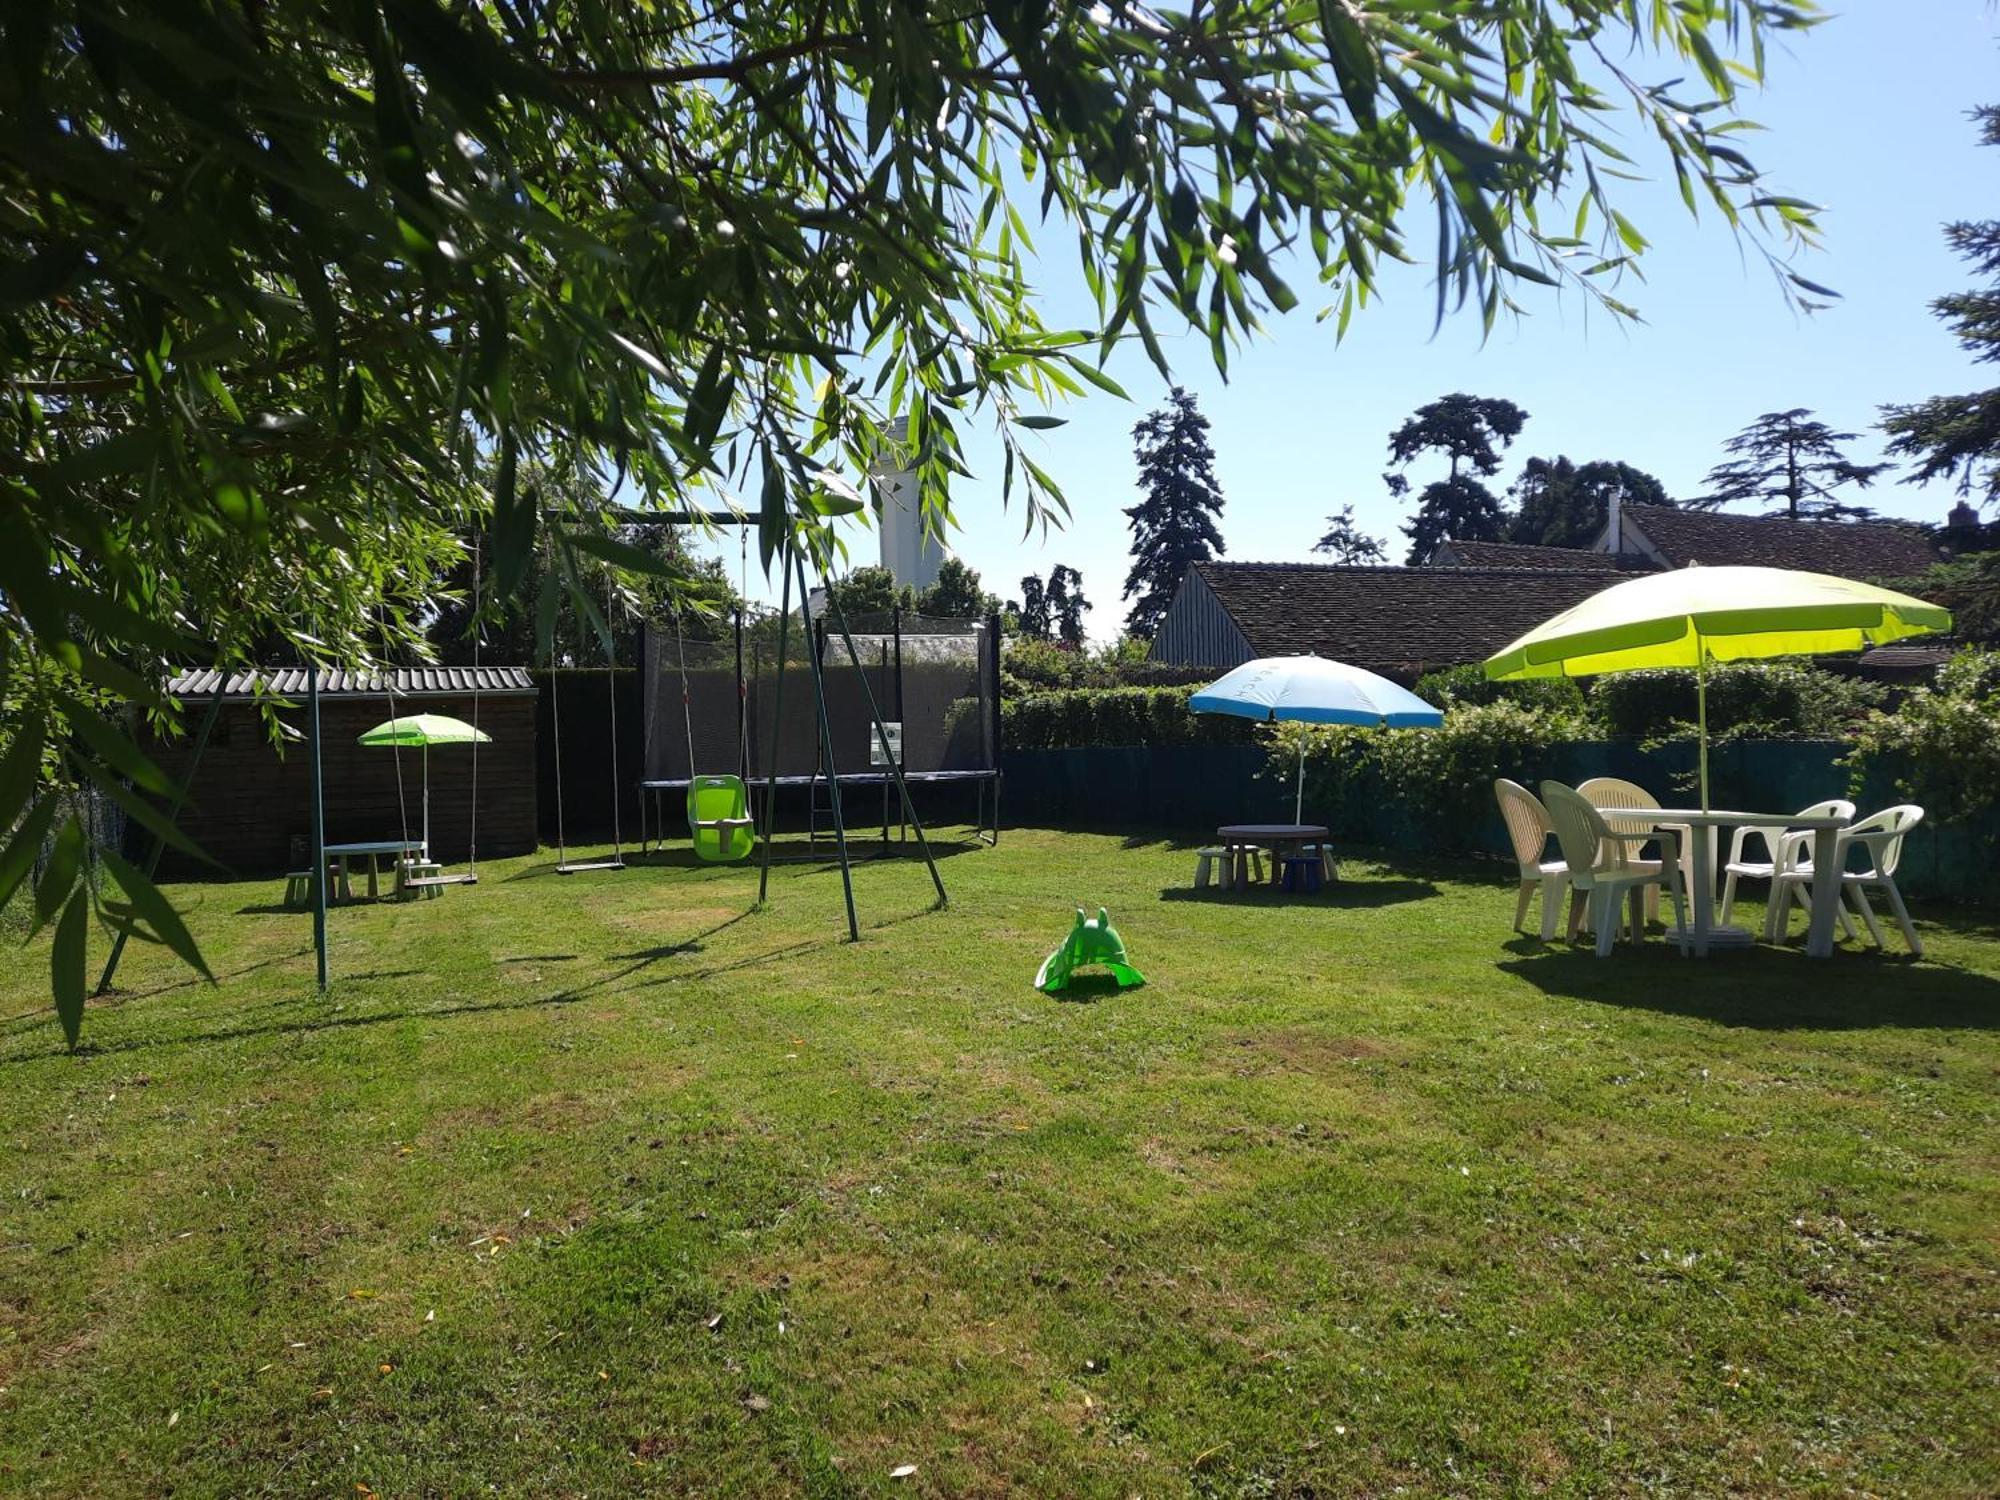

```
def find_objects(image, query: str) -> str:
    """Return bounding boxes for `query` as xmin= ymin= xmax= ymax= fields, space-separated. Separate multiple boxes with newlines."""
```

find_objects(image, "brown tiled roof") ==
xmin=165 ymin=666 xmax=537 ymax=700
xmin=1856 ymin=644 xmax=1955 ymax=671
xmin=1619 ymin=504 xmax=1942 ymax=577
xmin=1193 ymin=561 xmax=1625 ymax=677
xmin=1433 ymin=539 xmax=1648 ymax=571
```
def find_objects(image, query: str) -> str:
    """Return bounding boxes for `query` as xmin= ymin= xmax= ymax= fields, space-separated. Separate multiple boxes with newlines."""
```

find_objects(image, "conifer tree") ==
xmin=1124 ymin=389 xmax=1225 ymax=639
xmin=1883 ymin=105 xmax=2000 ymax=509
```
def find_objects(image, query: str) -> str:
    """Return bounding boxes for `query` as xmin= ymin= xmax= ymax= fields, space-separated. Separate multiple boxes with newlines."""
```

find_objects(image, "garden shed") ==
xmin=143 ymin=667 xmax=539 ymax=877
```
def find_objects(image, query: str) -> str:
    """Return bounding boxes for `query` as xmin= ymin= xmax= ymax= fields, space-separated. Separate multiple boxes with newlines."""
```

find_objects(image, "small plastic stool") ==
xmin=1281 ymin=855 xmax=1323 ymax=895
xmin=1194 ymin=846 xmax=1266 ymax=889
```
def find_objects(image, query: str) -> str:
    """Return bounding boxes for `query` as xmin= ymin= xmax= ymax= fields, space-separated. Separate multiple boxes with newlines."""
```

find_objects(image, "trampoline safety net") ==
xmin=641 ymin=611 xmax=998 ymax=785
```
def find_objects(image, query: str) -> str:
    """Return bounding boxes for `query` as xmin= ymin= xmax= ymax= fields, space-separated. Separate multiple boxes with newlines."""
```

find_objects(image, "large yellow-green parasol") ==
xmin=1484 ymin=565 xmax=1950 ymax=809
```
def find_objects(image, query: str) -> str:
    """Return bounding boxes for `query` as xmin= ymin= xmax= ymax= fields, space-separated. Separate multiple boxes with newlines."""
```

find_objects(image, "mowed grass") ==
xmin=0 ymin=829 xmax=1996 ymax=1498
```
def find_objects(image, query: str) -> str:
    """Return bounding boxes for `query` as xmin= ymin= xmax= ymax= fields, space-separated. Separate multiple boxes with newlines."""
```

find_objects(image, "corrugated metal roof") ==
xmin=164 ymin=666 xmax=537 ymax=701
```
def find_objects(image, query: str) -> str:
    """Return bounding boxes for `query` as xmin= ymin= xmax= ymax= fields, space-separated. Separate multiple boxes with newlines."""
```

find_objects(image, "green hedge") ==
xmin=1412 ymin=662 xmax=1588 ymax=716
xmin=1002 ymin=686 xmax=1258 ymax=751
xmin=1592 ymin=662 xmax=1885 ymax=739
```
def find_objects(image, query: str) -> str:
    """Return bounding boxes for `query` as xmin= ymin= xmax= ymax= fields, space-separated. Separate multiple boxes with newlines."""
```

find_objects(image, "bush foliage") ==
xmin=1590 ymin=662 xmax=1885 ymax=740
xmin=1413 ymin=662 xmax=1588 ymax=716
xmin=1847 ymin=649 xmax=2000 ymax=824
xmin=1002 ymin=687 xmax=1258 ymax=751
xmin=1271 ymin=700 xmax=1591 ymax=853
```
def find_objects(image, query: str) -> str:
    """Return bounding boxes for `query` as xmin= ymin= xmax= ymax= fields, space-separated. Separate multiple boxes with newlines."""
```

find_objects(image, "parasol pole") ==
xmin=1695 ymin=632 xmax=1711 ymax=815
xmin=422 ymin=741 xmax=431 ymax=857
xmin=1295 ymin=742 xmax=1305 ymax=825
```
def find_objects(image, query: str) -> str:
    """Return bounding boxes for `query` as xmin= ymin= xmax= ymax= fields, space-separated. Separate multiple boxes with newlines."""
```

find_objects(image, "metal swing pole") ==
xmin=734 ymin=607 xmax=749 ymax=786
xmin=819 ymin=573 xmax=949 ymax=910
xmin=755 ymin=544 xmax=795 ymax=905
xmin=792 ymin=544 xmax=860 ymax=941
xmin=308 ymin=663 xmax=328 ymax=993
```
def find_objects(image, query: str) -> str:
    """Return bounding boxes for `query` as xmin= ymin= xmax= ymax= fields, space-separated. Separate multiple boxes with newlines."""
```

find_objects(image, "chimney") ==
xmin=1608 ymin=488 xmax=1623 ymax=556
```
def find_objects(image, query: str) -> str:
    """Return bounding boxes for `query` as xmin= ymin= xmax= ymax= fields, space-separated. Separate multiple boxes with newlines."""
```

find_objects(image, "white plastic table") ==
xmin=322 ymin=840 xmax=426 ymax=901
xmin=1599 ymin=808 xmax=1849 ymax=958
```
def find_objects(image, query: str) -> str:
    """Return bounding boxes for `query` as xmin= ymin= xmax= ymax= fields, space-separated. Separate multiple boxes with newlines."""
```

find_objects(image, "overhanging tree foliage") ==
xmin=4 ymin=0 xmax=1830 ymax=1039
xmin=1882 ymin=104 xmax=2000 ymax=510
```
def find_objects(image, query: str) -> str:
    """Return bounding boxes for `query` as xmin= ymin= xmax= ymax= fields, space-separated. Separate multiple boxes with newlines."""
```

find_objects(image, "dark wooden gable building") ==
xmin=145 ymin=667 xmax=539 ymax=876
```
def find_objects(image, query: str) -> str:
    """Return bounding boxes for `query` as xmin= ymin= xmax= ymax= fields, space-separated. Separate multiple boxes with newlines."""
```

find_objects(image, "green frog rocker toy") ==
xmin=1034 ymin=907 xmax=1146 ymax=995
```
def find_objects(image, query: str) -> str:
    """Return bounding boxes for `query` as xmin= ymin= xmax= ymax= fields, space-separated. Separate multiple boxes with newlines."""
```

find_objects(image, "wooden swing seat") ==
xmin=557 ymin=860 xmax=626 ymax=874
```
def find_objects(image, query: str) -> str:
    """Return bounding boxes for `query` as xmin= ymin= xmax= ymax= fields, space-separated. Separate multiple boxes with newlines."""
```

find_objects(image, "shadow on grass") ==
xmin=1158 ymin=879 xmax=1438 ymax=909
xmin=1042 ymin=974 xmax=1138 ymax=1005
xmin=1498 ymin=945 xmax=2000 ymax=1030
xmin=1 ymin=934 xmax=831 ymax=1063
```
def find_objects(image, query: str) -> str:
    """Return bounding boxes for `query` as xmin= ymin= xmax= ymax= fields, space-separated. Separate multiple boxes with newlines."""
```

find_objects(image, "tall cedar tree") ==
xmin=1125 ymin=389 xmax=1225 ymax=639
xmin=1312 ymin=504 xmax=1389 ymax=563
xmin=1698 ymin=409 xmax=1891 ymax=519
xmin=1508 ymin=458 xmax=1671 ymax=548
xmin=1882 ymin=104 xmax=2000 ymax=509
xmin=1013 ymin=566 xmax=1090 ymax=643
xmin=1385 ymin=394 xmax=1528 ymax=561
xmin=1015 ymin=575 xmax=1052 ymax=639
xmin=1046 ymin=565 xmax=1092 ymax=646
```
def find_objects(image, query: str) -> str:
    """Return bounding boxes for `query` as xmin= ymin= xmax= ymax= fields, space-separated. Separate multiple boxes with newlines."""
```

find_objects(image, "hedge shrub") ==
xmin=1412 ymin=662 xmax=1590 ymax=717
xmin=1846 ymin=649 xmax=2000 ymax=824
xmin=1002 ymin=686 xmax=1258 ymax=750
xmin=1270 ymin=701 xmax=1590 ymax=853
xmin=1591 ymin=662 xmax=1883 ymax=740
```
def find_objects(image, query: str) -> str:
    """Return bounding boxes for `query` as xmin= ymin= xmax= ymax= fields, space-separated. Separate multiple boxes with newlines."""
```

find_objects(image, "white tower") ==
xmin=869 ymin=424 xmax=943 ymax=592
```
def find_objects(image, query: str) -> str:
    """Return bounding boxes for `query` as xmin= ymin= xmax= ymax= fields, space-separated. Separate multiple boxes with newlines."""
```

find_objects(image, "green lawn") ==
xmin=1 ymin=830 xmax=1995 ymax=1497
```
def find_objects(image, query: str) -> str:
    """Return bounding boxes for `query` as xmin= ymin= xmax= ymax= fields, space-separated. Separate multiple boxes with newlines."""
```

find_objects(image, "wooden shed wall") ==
xmin=143 ymin=692 xmax=538 ymax=877
xmin=1147 ymin=569 xmax=1253 ymax=668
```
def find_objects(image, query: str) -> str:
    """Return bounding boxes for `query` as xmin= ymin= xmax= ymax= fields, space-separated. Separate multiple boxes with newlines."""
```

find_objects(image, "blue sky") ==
xmin=707 ymin=5 xmax=1999 ymax=640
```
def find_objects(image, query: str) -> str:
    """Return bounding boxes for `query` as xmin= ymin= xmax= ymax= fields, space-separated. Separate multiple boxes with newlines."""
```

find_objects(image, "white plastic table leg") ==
xmin=1689 ymin=829 xmax=1714 ymax=958
xmin=1805 ymin=825 xmax=1841 ymax=958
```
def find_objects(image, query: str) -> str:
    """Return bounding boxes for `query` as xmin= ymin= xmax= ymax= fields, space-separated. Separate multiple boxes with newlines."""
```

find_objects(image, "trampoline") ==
xmin=638 ymin=607 xmax=1001 ymax=859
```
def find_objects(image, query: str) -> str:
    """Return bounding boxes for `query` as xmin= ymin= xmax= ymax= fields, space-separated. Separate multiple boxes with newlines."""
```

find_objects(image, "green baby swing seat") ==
xmin=688 ymin=773 xmax=757 ymax=863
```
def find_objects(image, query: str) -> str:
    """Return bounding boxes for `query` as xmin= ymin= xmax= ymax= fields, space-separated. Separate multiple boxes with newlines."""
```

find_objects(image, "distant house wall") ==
xmin=143 ymin=691 xmax=538 ymax=877
xmin=1148 ymin=568 xmax=1253 ymax=667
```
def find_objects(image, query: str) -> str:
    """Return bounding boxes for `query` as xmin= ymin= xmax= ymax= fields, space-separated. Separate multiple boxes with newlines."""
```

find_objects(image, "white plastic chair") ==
xmin=1542 ymin=781 xmax=1689 ymax=959
xmin=1494 ymin=779 xmax=1568 ymax=940
xmin=1718 ymin=798 xmax=1855 ymax=929
xmin=1576 ymin=776 xmax=1687 ymax=922
xmin=1768 ymin=805 xmax=1926 ymax=957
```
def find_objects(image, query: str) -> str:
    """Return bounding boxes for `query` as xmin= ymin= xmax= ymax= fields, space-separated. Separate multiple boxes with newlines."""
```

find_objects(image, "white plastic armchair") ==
xmin=1542 ymin=782 xmax=1690 ymax=959
xmin=1576 ymin=776 xmax=1687 ymax=921
xmin=1494 ymin=779 xmax=1568 ymax=940
xmin=1769 ymin=805 xmax=1926 ymax=956
xmin=1718 ymin=798 xmax=1855 ymax=929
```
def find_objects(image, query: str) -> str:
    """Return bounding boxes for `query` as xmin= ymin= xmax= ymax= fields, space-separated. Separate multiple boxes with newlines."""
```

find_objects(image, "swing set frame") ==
xmin=618 ymin=509 xmax=951 ymax=940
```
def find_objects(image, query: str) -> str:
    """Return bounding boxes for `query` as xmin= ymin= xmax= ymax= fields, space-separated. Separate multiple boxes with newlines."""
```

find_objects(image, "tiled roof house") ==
xmin=1594 ymin=503 xmax=1942 ymax=577
xmin=1147 ymin=562 xmax=1627 ymax=680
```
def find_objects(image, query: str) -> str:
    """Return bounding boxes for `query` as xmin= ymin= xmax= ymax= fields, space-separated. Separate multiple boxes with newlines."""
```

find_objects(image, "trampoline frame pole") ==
xmin=817 ymin=572 xmax=948 ymax=910
xmin=793 ymin=545 xmax=860 ymax=940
